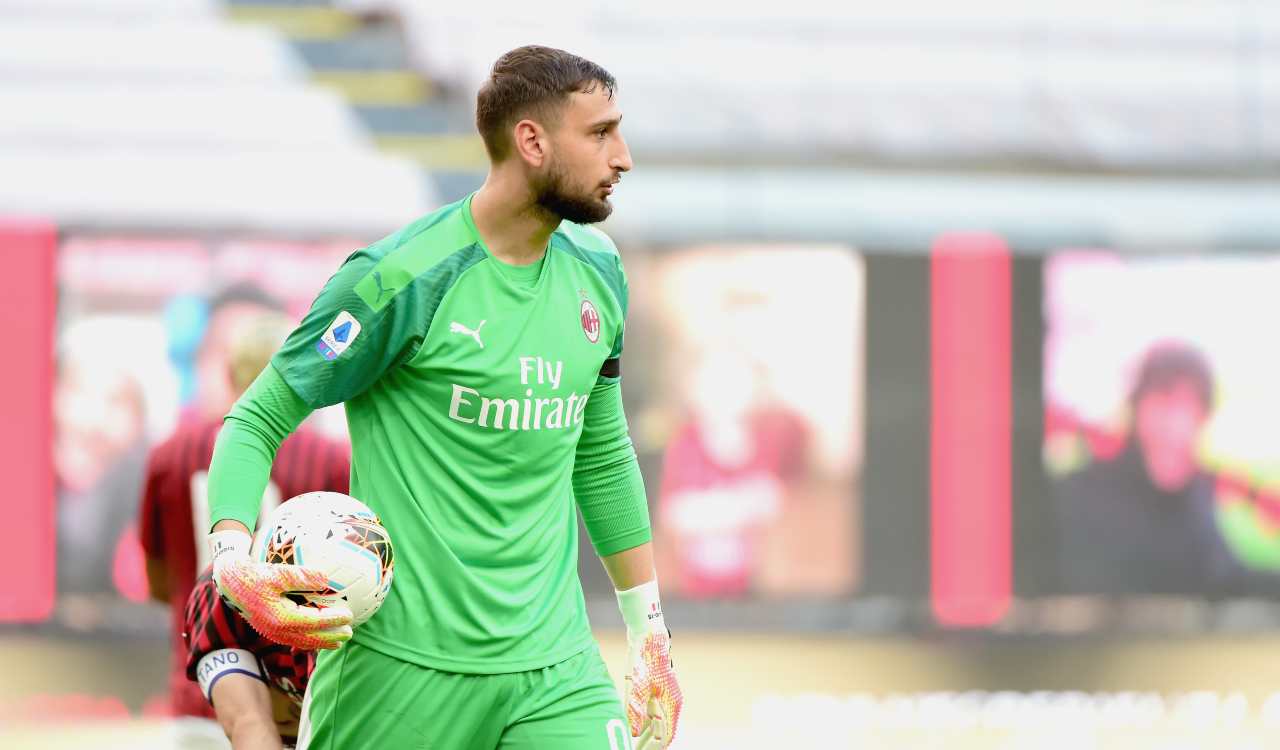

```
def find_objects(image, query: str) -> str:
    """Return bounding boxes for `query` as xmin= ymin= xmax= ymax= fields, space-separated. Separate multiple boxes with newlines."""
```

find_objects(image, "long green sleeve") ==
xmin=208 ymin=364 xmax=313 ymax=532
xmin=573 ymin=378 xmax=652 ymax=557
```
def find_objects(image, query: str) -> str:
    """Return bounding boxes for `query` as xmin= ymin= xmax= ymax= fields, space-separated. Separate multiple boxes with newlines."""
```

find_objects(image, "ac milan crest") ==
xmin=580 ymin=298 xmax=601 ymax=344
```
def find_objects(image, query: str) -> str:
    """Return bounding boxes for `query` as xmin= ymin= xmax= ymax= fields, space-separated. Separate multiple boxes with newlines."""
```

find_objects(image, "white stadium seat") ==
xmin=0 ymin=148 xmax=434 ymax=235
xmin=0 ymin=85 xmax=368 ymax=151
xmin=0 ymin=22 xmax=306 ymax=84
xmin=340 ymin=0 xmax=1280 ymax=168
xmin=0 ymin=13 xmax=435 ymax=232
xmin=0 ymin=0 xmax=216 ymax=19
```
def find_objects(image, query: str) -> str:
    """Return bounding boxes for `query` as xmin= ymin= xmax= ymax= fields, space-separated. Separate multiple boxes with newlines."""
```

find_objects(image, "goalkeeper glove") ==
xmin=617 ymin=580 xmax=683 ymax=749
xmin=208 ymin=529 xmax=353 ymax=650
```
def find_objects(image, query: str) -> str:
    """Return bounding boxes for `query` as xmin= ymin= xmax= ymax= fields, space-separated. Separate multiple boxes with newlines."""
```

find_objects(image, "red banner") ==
xmin=931 ymin=233 xmax=1012 ymax=627
xmin=0 ymin=219 xmax=57 ymax=622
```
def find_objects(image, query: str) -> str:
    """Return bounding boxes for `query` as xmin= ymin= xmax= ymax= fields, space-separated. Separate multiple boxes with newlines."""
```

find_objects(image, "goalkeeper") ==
xmin=205 ymin=45 xmax=683 ymax=749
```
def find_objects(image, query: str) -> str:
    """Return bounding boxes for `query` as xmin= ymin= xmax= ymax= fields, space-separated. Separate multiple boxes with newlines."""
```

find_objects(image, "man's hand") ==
xmin=209 ymin=529 xmax=352 ymax=650
xmin=625 ymin=629 xmax=682 ymax=749
xmin=617 ymin=581 xmax=683 ymax=748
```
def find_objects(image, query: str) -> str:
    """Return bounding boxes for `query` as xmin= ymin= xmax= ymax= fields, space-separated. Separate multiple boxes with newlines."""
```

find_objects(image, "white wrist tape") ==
xmin=616 ymin=579 xmax=666 ymax=635
xmin=196 ymin=648 xmax=264 ymax=702
xmin=208 ymin=530 xmax=253 ymax=581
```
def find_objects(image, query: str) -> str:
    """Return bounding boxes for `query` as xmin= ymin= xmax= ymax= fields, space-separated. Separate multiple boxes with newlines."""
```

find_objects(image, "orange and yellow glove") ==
xmin=208 ymin=529 xmax=353 ymax=650
xmin=617 ymin=580 xmax=683 ymax=749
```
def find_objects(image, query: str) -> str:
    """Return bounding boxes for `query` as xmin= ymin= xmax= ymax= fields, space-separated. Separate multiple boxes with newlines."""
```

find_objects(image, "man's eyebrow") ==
xmin=587 ymin=115 xmax=622 ymax=130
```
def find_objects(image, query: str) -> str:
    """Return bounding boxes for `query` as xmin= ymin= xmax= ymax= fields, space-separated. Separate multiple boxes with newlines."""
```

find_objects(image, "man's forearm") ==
xmin=226 ymin=714 xmax=283 ymax=750
xmin=209 ymin=366 xmax=311 ymax=532
xmin=211 ymin=676 xmax=282 ymax=750
xmin=573 ymin=380 xmax=653 ymax=556
xmin=144 ymin=557 xmax=170 ymax=603
xmin=601 ymin=542 xmax=657 ymax=591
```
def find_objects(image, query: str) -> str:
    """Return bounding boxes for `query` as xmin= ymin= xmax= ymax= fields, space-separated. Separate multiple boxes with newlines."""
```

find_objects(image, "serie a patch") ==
xmin=316 ymin=311 xmax=362 ymax=360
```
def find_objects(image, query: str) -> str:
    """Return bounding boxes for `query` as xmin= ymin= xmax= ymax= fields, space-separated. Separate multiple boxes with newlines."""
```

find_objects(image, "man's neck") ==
xmin=470 ymin=172 xmax=560 ymax=266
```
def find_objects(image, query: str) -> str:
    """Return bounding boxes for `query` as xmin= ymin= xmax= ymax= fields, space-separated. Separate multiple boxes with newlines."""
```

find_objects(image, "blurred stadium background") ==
xmin=5 ymin=0 xmax=1280 ymax=747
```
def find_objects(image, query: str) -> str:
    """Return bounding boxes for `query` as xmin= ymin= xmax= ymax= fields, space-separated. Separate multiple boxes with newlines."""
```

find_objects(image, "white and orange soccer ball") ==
xmin=252 ymin=491 xmax=395 ymax=626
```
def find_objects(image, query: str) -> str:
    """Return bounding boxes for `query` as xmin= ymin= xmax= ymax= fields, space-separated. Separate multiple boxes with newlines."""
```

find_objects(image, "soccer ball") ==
xmin=252 ymin=491 xmax=395 ymax=626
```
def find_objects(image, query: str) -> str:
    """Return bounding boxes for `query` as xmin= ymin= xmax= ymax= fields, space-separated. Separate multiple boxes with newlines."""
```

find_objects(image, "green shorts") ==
xmin=297 ymin=640 xmax=633 ymax=750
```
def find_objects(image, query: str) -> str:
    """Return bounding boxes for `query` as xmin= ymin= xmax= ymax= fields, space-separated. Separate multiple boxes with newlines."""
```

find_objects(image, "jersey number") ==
xmin=606 ymin=719 xmax=633 ymax=750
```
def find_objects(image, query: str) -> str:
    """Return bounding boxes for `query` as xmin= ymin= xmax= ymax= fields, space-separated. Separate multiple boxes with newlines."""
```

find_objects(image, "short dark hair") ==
xmin=208 ymin=281 xmax=284 ymax=315
xmin=475 ymin=45 xmax=616 ymax=162
xmin=1129 ymin=341 xmax=1215 ymax=411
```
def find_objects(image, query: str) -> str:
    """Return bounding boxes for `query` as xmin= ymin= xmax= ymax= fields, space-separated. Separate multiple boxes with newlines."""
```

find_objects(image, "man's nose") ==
xmin=611 ymin=136 xmax=633 ymax=173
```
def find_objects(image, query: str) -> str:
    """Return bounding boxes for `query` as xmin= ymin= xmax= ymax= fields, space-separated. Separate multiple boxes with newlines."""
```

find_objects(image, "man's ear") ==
xmin=513 ymin=119 xmax=548 ymax=168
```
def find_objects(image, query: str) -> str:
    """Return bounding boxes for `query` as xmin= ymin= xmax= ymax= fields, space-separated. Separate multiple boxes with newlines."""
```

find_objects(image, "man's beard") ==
xmin=534 ymin=160 xmax=612 ymax=224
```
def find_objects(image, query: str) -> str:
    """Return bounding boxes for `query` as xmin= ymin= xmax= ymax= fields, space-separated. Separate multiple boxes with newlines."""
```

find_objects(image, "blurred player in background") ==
xmin=140 ymin=302 xmax=350 ymax=719
xmin=184 ymin=566 xmax=315 ymax=749
xmin=188 ymin=283 xmax=296 ymax=425
xmin=204 ymin=45 xmax=682 ymax=749
xmin=1056 ymin=341 xmax=1280 ymax=594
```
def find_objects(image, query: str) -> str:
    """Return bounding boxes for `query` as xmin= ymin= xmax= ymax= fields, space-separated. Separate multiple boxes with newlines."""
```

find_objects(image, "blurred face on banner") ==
xmin=647 ymin=246 xmax=863 ymax=599
xmin=1133 ymin=379 xmax=1209 ymax=492
xmin=1043 ymin=254 xmax=1280 ymax=597
xmin=529 ymin=87 xmax=632 ymax=224
xmin=54 ymin=362 xmax=145 ymax=493
xmin=687 ymin=347 xmax=759 ymax=467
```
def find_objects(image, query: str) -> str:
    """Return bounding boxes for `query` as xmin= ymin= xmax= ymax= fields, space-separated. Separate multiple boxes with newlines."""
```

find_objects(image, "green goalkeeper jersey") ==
xmin=266 ymin=194 xmax=643 ymax=673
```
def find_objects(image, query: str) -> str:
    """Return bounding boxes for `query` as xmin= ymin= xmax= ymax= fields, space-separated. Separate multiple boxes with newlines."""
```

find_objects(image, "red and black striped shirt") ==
xmin=184 ymin=567 xmax=315 ymax=740
xmin=139 ymin=418 xmax=347 ymax=717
